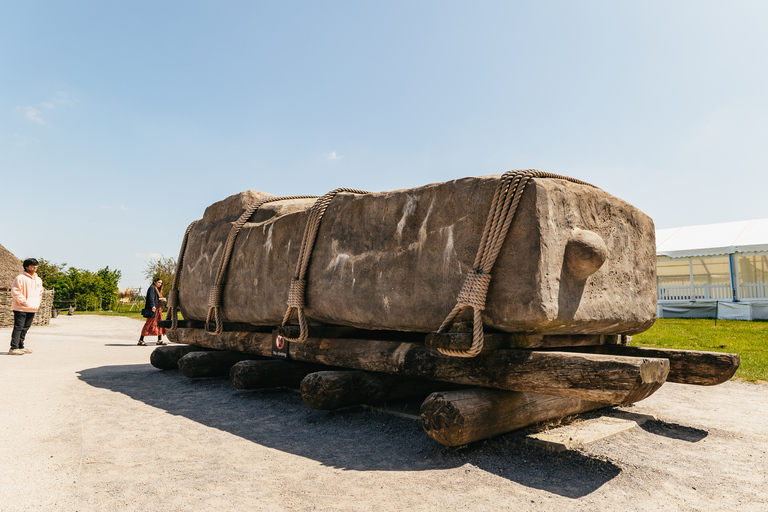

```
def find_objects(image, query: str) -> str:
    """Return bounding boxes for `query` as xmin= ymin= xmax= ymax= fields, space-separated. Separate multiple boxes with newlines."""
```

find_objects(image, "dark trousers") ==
xmin=10 ymin=311 xmax=35 ymax=349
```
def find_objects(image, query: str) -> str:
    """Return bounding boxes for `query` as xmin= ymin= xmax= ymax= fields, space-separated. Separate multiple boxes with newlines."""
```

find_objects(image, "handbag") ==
xmin=141 ymin=308 xmax=155 ymax=319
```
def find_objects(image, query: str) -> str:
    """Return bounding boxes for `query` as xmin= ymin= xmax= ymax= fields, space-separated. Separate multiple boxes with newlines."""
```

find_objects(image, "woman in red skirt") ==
xmin=138 ymin=277 xmax=167 ymax=345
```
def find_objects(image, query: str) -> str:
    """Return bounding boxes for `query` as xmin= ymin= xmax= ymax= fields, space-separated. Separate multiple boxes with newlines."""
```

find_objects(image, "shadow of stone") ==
xmin=556 ymin=269 xmax=587 ymax=322
xmin=77 ymin=363 xmax=621 ymax=498
xmin=639 ymin=420 xmax=708 ymax=442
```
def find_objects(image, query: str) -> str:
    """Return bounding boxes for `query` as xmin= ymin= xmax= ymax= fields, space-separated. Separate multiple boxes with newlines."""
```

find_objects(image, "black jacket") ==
xmin=144 ymin=285 xmax=160 ymax=312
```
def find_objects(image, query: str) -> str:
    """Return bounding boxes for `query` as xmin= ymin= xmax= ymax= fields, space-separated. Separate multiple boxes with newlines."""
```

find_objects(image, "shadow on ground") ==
xmin=79 ymin=363 xmax=627 ymax=498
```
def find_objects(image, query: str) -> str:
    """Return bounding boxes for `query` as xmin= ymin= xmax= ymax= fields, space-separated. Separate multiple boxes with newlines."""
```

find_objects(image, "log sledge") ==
xmin=164 ymin=328 xmax=669 ymax=405
xmin=150 ymin=170 xmax=739 ymax=446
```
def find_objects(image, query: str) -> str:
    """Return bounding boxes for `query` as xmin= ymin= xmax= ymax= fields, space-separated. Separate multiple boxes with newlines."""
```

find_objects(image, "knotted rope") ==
xmin=281 ymin=188 xmax=371 ymax=342
xmin=165 ymin=220 xmax=197 ymax=331
xmin=436 ymin=170 xmax=596 ymax=357
xmin=205 ymin=194 xmax=319 ymax=335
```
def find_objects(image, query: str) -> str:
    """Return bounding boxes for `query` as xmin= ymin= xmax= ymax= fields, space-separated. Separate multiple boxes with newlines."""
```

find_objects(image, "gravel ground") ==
xmin=1 ymin=315 xmax=766 ymax=512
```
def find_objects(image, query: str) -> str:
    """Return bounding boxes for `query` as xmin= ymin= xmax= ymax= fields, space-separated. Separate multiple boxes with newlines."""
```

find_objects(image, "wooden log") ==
xmin=230 ymin=359 xmax=327 ymax=389
xmin=159 ymin=319 xmax=274 ymax=333
xmin=162 ymin=321 xmax=425 ymax=342
xmin=169 ymin=329 xmax=669 ymax=404
xmin=424 ymin=331 xmax=621 ymax=351
xmin=150 ymin=345 xmax=210 ymax=370
xmin=420 ymin=388 xmax=609 ymax=447
xmin=177 ymin=350 xmax=264 ymax=378
xmin=547 ymin=345 xmax=740 ymax=386
xmin=300 ymin=370 xmax=464 ymax=410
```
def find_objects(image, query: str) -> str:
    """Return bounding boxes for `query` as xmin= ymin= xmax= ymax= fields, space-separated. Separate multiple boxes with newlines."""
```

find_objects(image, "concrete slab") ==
xmin=526 ymin=410 xmax=656 ymax=452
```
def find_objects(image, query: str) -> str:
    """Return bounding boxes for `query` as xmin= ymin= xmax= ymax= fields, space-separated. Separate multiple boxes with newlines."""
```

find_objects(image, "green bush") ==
xmin=35 ymin=258 xmax=121 ymax=312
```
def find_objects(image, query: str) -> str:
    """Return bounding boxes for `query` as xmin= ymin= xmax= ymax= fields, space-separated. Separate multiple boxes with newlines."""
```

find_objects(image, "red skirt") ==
xmin=141 ymin=303 xmax=167 ymax=337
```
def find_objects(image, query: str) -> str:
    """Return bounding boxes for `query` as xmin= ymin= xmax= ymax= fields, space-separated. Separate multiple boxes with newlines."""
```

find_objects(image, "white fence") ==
xmin=740 ymin=281 xmax=768 ymax=299
xmin=658 ymin=281 xmax=768 ymax=301
xmin=658 ymin=283 xmax=732 ymax=301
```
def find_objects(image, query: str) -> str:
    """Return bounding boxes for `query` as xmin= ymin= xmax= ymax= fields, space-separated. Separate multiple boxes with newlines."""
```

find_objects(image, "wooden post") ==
xmin=548 ymin=345 xmax=740 ymax=385
xmin=168 ymin=329 xmax=669 ymax=404
xmin=420 ymin=388 xmax=609 ymax=447
xmin=300 ymin=370 xmax=464 ymax=410
xmin=177 ymin=351 xmax=264 ymax=379
xmin=230 ymin=359 xmax=327 ymax=389
xmin=150 ymin=345 xmax=210 ymax=370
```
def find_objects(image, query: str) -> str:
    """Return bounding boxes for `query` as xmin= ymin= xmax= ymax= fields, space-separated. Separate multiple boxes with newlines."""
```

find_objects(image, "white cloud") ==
xmin=23 ymin=107 xmax=46 ymax=125
xmin=100 ymin=205 xmax=112 ymax=210
xmin=120 ymin=205 xmax=129 ymax=211
xmin=135 ymin=253 xmax=163 ymax=259
xmin=326 ymin=151 xmax=341 ymax=160
xmin=17 ymin=93 xmax=77 ymax=127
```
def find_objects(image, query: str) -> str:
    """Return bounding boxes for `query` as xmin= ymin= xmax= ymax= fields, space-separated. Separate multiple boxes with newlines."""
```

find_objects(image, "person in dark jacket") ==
xmin=138 ymin=277 xmax=167 ymax=346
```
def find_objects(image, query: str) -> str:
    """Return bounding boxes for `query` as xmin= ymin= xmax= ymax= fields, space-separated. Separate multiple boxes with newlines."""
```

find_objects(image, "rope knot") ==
xmin=208 ymin=284 xmax=224 ymax=306
xmin=456 ymin=268 xmax=492 ymax=310
xmin=288 ymin=278 xmax=306 ymax=309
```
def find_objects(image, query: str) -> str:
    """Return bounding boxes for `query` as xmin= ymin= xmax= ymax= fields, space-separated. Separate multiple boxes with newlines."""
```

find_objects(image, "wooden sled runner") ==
xmin=153 ymin=170 xmax=740 ymax=446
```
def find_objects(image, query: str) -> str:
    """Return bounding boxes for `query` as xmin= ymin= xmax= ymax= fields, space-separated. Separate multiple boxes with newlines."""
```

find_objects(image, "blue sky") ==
xmin=2 ymin=1 xmax=767 ymax=289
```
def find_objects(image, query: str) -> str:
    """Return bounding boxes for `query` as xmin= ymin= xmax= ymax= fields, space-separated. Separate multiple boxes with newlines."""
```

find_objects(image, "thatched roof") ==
xmin=0 ymin=243 xmax=22 ymax=289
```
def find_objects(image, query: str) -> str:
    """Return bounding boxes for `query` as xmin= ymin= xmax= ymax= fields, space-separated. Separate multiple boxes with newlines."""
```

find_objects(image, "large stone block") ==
xmin=178 ymin=175 xmax=656 ymax=335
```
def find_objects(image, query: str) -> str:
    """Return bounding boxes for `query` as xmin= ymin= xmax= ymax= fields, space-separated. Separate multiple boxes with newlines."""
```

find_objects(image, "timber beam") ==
xmin=169 ymin=328 xmax=669 ymax=404
xmin=178 ymin=350 xmax=267 ymax=379
xmin=300 ymin=370 xmax=465 ymax=410
xmin=546 ymin=345 xmax=740 ymax=386
xmin=420 ymin=388 xmax=609 ymax=447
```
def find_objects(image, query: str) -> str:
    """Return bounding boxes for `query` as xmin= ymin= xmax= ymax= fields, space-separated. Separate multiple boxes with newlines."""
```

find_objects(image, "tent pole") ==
xmin=689 ymin=260 xmax=695 ymax=300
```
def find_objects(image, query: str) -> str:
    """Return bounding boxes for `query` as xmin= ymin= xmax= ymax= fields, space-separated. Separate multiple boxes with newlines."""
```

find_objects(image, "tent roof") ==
xmin=0 ymin=243 xmax=22 ymax=289
xmin=657 ymin=219 xmax=768 ymax=259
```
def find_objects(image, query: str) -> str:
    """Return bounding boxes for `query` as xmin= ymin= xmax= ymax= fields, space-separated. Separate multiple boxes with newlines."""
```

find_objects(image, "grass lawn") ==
xmin=73 ymin=309 xmax=183 ymax=322
xmin=633 ymin=318 xmax=768 ymax=383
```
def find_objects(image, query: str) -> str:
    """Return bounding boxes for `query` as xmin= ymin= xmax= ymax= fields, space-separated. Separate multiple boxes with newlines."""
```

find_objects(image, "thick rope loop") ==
xmin=282 ymin=187 xmax=371 ymax=342
xmin=437 ymin=170 xmax=596 ymax=357
xmin=166 ymin=220 xmax=197 ymax=331
xmin=205 ymin=194 xmax=319 ymax=335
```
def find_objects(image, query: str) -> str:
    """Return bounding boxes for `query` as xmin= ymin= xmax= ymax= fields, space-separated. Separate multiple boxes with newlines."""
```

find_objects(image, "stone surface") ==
xmin=526 ymin=410 xmax=656 ymax=452
xmin=177 ymin=175 xmax=656 ymax=335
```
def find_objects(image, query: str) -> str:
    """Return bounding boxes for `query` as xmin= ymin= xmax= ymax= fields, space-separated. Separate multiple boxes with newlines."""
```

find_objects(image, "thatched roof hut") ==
xmin=0 ymin=243 xmax=53 ymax=328
xmin=0 ymin=243 xmax=22 ymax=290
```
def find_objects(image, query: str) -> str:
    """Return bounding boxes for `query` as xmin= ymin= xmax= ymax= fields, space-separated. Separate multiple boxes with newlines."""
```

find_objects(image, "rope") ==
xmin=205 ymin=194 xmax=319 ymax=334
xmin=281 ymin=187 xmax=371 ymax=342
xmin=165 ymin=220 xmax=197 ymax=331
xmin=436 ymin=170 xmax=596 ymax=357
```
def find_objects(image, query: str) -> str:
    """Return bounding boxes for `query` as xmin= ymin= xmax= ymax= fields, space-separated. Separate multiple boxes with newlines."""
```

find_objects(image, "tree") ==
xmin=35 ymin=260 xmax=122 ymax=311
xmin=143 ymin=256 xmax=177 ymax=293
xmin=35 ymin=258 xmax=67 ymax=289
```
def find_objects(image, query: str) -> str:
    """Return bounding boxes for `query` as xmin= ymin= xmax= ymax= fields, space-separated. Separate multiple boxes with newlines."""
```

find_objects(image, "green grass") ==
xmin=72 ymin=309 xmax=184 ymax=321
xmin=633 ymin=318 xmax=768 ymax=382
xmin=73 ymin=310 xmax=148 ymax=321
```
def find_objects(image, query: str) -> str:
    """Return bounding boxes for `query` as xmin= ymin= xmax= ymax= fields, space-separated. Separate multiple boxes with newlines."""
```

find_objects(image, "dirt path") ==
xmin=1 ymin=316 xmax=766 ymax=511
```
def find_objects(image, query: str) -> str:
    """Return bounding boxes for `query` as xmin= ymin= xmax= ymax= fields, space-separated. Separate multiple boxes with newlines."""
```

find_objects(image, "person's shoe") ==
xmin=137 ymin=340 xmax=147 ymax=346
xmin=8 ymin=349 xmax=25 ymax=355
xmin=20 ymin=347 xmax=32 ymax=354
xmin=156 ymin=340 xmax=167 ymax=345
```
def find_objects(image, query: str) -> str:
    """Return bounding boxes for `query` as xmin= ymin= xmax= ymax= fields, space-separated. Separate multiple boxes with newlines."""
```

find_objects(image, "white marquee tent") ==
xmin=656 ymin=219 xmax=768 ymax=320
